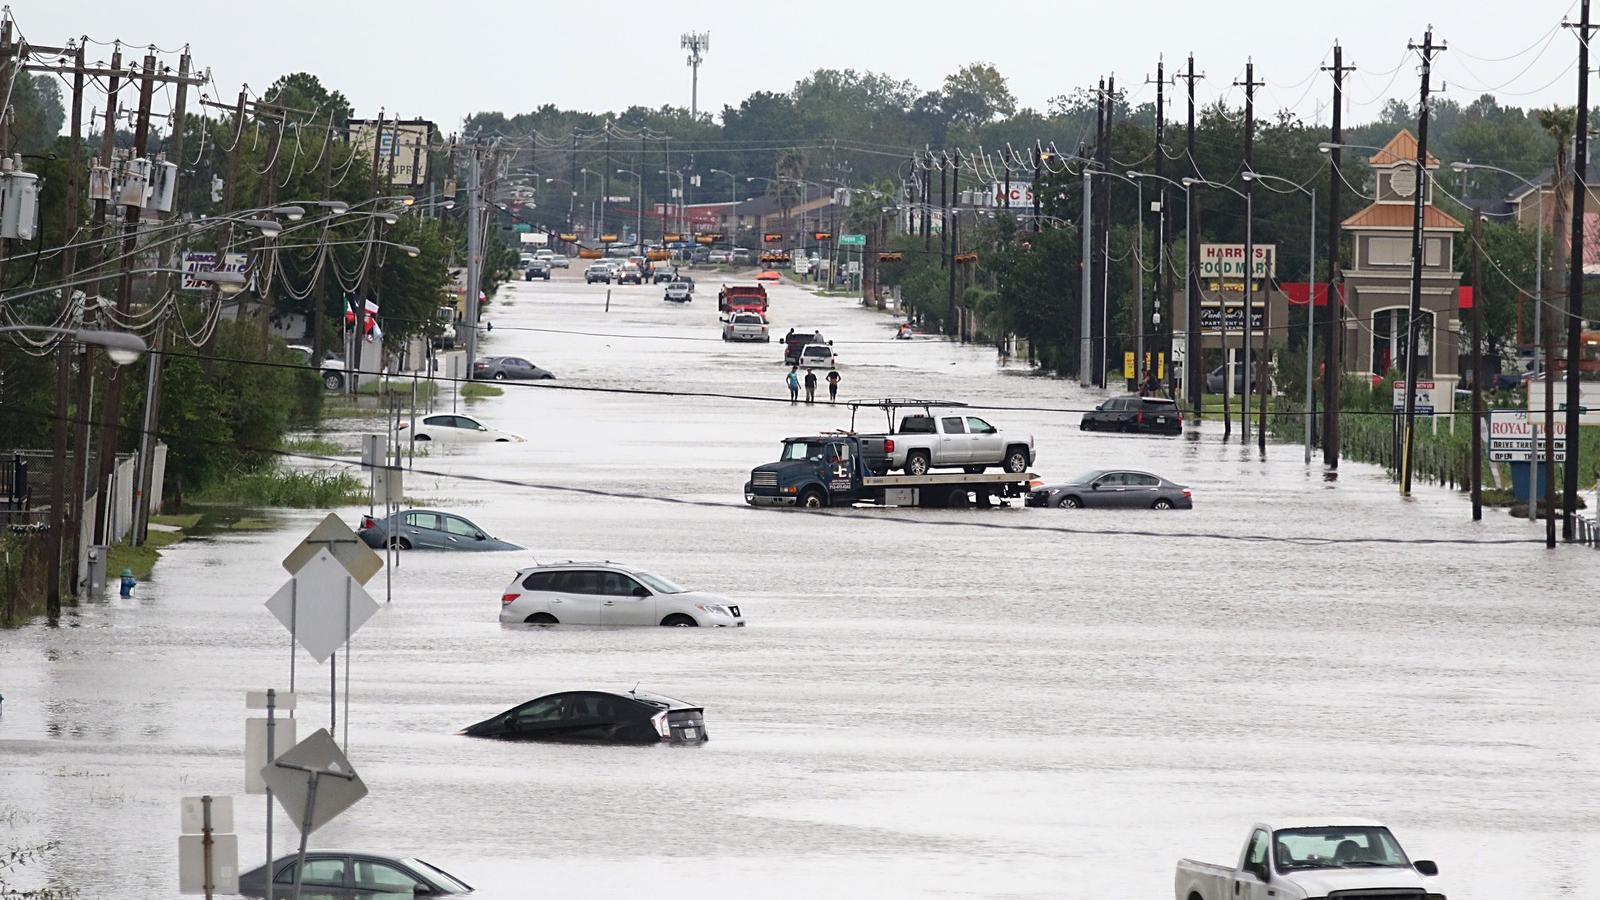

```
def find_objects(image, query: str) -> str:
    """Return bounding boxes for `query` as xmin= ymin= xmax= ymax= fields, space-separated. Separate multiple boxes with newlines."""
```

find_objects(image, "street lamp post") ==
xmin=1186 ymin=177 xmax=1253 ymax=442
xmin=1130 ymin=171 xmax=1193 ymax=400
xmin=617 ymin=168 xmax=642 ymax=247
xmin=1244 ymin=170 xmax=1317 ymax=463
xmin=711 ymin=169 xmax=740 ymax=235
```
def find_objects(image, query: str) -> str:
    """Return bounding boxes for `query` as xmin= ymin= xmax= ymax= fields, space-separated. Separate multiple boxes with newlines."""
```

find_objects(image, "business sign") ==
xmin=993 ymin=184 xmax=1035 ymax=207
xmin=179 ymin=251 xmax=248 ymax=292
xmin=838 ymin=233 xmax=866 ymax=248
xmin=518 ymin=232 xmax=547 ymax=245
xmin=1392 ymin=381 xmax=1437 ymax=416
xmin=1525 ymin=377 xmax=1600 ymax=425
xmin=1199 ymin=243 xmax=1276 ymax=280
xmin=1198 ymin=304 xmax=1264 ymax=332
xmin=763 ymin=232 xmax=784 ymax=243
xmin=346 ymin=118 xmax=434 ymax=187
xmin=1488 ymin=408 xmax=1568 ymax=462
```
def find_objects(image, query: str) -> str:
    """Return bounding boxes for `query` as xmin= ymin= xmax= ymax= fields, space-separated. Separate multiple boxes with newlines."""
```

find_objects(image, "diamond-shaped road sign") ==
xmin=265 ymin=548 xmax=380 ymax=664
xmin=260 ymin=728 xmax=368 ymax=835
xmin=282 ymin=512 xmax=383 ymax=585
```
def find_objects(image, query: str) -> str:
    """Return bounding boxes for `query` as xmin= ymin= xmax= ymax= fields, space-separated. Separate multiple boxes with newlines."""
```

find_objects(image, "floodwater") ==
xmin=3 ymin=270 xmax=1598 ymax=900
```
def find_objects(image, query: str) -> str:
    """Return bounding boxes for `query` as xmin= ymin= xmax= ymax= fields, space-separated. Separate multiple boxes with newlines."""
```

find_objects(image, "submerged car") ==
xmin=237 ymin=851 xmax=473 ymax=897
xmin=584 ymin=263 xmax=612 ymax=284
xmin=499 ymin=561 xmax=745 ymax=627
xmin=1079 ymin=395 xmax=1182 ymax=435
xmin=460 ymin=689 xmax=708 ymax=745
xmin=1026 ymin=469 xmax=1193 ymax=510
xmin=403 ymin=413 xmax=524 ymax=442
xmin=472 ymin=356 xmax=554 ymax=381
xmin=722 ymin=312 xmax=770 ymax=342
xmin=664 ymin=281 xmax=693 ymax=303
xmin=357 ymin=509 xmax=521 ymax=551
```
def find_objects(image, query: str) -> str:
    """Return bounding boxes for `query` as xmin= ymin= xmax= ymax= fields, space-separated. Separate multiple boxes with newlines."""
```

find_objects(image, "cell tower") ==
xmin=681 ymin=31 xmax=710 ymax=118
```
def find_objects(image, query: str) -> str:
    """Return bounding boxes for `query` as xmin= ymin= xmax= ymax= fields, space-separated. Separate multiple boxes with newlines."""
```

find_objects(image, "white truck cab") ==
xmin=1175 ymin=819 xmax=1444 ymax=900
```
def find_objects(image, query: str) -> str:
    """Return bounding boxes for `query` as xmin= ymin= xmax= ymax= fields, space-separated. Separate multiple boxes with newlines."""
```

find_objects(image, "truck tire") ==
xmin=945 ymin=487 xmax=971 ymax=509
xmin=1003 ymin=446 xmax=1030 ymax=474
xmin=906 ymin=451 xmax=931 ymax=476
xmin=798 ymin=487 xmax=828 ymax=509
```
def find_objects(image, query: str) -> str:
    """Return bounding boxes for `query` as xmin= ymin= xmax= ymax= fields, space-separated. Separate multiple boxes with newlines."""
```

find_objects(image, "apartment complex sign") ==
xmin=1199 ymin=244 xmax=1276 ymax=280
xmin=347 ymin=118 xmax=435 ymax=187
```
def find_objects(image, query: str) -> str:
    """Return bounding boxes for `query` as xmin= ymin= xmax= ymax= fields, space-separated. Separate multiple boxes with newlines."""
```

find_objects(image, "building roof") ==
xmin=1342 ymin=203 xmax=1464 ymax=231
xmin=1370 ymin=129 xmax=1441 ymax=168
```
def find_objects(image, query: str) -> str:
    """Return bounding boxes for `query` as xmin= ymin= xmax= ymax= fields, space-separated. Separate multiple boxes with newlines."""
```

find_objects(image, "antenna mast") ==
xmin=681 ymin=31 xmax=710 ymax=118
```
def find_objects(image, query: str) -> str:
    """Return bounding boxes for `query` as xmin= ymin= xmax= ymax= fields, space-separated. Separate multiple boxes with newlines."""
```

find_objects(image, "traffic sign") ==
xmin=838 ymin=233 xmax=865 ymax=247
xmin=265 ymin=548 xmax=380 ymax=664
xmin=282 ymin=513 xmax=382 ymax=585
xmin=260 ymin=728 xmax=368 ymax=835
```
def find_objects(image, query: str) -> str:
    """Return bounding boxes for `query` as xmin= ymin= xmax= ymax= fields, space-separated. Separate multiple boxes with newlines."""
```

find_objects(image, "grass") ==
xmin=107 ymin=528 xmax=185 ymax=581
xmin=279 ymin=435 xmax=343 ymax=457
xmin=190 ymin=467 xmax=367 ymax=508
xmin=461 ymin=383 xmax=503 ymax=399
xmin=150 ymin=513 xmax=202 ymax=529
xmin=354 ymin=379 xmax=440 ymax=400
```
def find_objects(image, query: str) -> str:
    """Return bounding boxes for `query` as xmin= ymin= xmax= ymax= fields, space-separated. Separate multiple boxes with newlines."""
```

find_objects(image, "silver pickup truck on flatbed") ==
xmin=848 ymin=399 xmax=1035 ymax=476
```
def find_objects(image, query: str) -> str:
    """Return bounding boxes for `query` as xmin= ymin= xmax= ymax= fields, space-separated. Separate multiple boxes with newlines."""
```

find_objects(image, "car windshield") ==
xmin=1273 ymin=827 xmax=1410 ymax=871
xmin=404 ymin=859 xmax=471 ymax=892
xmin=1069 ymin=470 xmax=1106 ymax=484
xmin=634 ymin=572 xmax=687 ymax=594
xmin=781 ymin=441 xmax=825 ymax=461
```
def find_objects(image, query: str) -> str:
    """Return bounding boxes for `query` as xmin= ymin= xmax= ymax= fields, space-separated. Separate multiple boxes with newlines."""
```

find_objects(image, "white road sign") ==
xmin=260 ymin=728 xmax=368 ymax=835
xmin=178 ymin=834 xmax=239 ymax=895
xmin=1393 ymin=381 xmax=1437 ymax=416
xmin=282 ymin=513 xmax=383 ymax=585
xmin=265 ymin=548 xmax=380 ymax=664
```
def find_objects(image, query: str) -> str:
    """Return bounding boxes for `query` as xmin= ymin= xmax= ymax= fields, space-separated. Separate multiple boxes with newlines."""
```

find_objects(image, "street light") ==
xmin=1244 ymin=169 xmax=1317 ymax=463
xmin=0 ymin=325 xmax=147 ymax=365
xmin=1185 ymin=176 xmax=1254 ymax=443
xmin=616 ymin=168 xmax=643 ymax=245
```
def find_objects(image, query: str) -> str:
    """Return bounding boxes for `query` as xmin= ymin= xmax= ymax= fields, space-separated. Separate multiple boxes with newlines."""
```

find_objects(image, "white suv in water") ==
xmin=499 ymin=562 xmax=746 ymax=627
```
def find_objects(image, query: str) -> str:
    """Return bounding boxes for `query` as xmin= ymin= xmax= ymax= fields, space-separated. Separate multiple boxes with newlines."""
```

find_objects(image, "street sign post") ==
xmin=265 ymin=549 xmax=380 ymax=665
xmin=838 ymin=233 xmax=865 ymax=247
xmin=281 ymin=513 xmax=382 ymax=585
xmin=178 ymin=795 xmax=238 ymax=897
xmin=261 ymin=729 xmax=368 ymax=900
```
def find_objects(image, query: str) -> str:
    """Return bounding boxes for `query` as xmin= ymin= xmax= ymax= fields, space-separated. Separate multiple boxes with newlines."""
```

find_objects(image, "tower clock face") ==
xmin=1391 ymin=166 xmax=1418 ymax=198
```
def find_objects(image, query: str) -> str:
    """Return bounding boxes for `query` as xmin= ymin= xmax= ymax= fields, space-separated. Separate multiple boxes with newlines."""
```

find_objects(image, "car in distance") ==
xmin=500 ymin=561 xmax=746 ymax=627
xmin=524 ymin=259 xmax=551 ymax=281
xmin=546 ymin=253 xmax=570 ymax=269
xmin=796 ymin=343 xmax=838 ymax=368
xmin=357 ymin=509 xmax=522 ymax=551
xmin=460 ymin=690 xmax=708 ymax=745
xmin=404 ymin=413 xmax=524 ymax=443
xmin=473 ymin=356 xmax=554 ymax=381
xmin=1205 ymin=364 xmax=1259 ymax=394
xmin=237 ymin=851 xmax=473 ymax=898
xmin=723 ymin=312 xmax=770 ymax=342
xmin=652 ymin=267 xmax=678 ymax=284
xmin=707 ymin=249 xmax=731 ymax=264
xmin=285 ymin=343 xmax=348 ymax=391
xmin=1079 ymin=395 xmax=1183 ymax=435
xmin=731 ymin=247 xmax=753 ymax=265
xmin=664 ymin=282 xmax=693 ymax=303
xmin=1175 ymin=819 xmax=1442 ymax=900
xmin=1026 ymin=469 xmax=1191 ymax=509
xmin=584 ymin=262 xmax=612 ymax=284
xmin=615 ymin=263 xmax=644 ymax=285
xmin=781 ymin=330 xmax=825 ymax=364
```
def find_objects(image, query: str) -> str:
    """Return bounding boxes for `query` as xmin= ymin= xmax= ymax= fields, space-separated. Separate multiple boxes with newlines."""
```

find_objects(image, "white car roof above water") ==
xmin=1263 ymin=818 xmax=1388 ymax=831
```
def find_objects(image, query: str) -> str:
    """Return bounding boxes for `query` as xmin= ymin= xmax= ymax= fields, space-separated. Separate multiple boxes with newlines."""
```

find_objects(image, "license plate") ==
xmin=729 ymin=605 xmax=740 ymax=617
xmin=681 ymin=727 xmax=698 ymax=740
xmin=1155 ymin=416 xmax=1166 ymax=423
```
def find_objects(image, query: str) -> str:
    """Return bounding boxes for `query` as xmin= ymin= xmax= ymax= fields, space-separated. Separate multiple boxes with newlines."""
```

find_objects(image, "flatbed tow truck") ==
xmin=744 ymin=399 xmax=1038 ymax=509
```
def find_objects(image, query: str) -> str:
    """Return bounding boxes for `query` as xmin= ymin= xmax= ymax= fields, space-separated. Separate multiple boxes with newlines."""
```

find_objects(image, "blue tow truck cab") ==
xmin=744 ymin=433 xmax=1036 ymax=509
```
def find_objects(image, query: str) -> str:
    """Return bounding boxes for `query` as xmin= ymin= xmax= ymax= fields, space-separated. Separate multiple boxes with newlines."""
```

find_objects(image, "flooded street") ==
xmin=4 ymin=272 xmax=1598 ymax=899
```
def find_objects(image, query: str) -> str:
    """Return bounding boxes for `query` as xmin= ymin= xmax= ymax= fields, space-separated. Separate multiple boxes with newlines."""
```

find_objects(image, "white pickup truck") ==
xmin=851 ymin=400 xmax=1035 ymax=476
xmin=1176 ymin=820 xmax=1445 ymax=900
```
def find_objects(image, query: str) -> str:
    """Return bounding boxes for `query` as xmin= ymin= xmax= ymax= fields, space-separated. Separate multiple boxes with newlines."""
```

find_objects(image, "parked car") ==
xmin=1026 ymin=469 xmax=1192 ymax=509
xmin=473 ymin=356 xmax=554 ymax=381
xmin=285 ymin=344 xmax=347 ymax=391
xmin=664 ymin=282 xmax=693 ymax=303
xmin=460 ymin=690 xmax=708 ymax=745
xmin=547 ymin=254 xmax=570 ymax=269
xmin=357 ymin=509 xmax=521 ymax=551
xmin=707 ymin=250 xmax=731 ymax=264
xmin=796 ymin=343 xmax=838 ymax=367
xmin=499 ymin=561 xmax=746 ymax=627
xmin=404 ymin=413 xmax=524 ymax=443
xmin=524 ymin=259 xmax=551 ymax=281
xmin=781 ymin=330 xmax=826 ymax=364
xmin=238 ymin=851 xmax=473 ymax=898
xmin=1079 ymin=395 xmax=1183 ymax=435
xmin=856 ymin=404 xmax=1034 ymax=476
xmin=1175 ymin=820 xmax=1441 ymax=900
xmin=722 ymin=312 xmax=770 ymax=342
xmin=731 ymin=247 xmax=753 ymax=265
xmin=584 ymin=263 xmax=612 ymax=284
xmin=1205 ymin=364 xmax=1260 ymax=394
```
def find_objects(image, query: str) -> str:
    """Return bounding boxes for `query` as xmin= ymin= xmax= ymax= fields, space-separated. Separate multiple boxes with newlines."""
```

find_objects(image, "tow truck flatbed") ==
xmin=860 ymin=472 xmax=1037 ymax=488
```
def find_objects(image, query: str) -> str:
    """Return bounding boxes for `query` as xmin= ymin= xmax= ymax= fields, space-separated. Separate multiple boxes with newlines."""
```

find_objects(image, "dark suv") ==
xmin=781 ymin=330 xmax=826 ymax=365
xmin=1080 ymin=396 xmax=1183 ymax=435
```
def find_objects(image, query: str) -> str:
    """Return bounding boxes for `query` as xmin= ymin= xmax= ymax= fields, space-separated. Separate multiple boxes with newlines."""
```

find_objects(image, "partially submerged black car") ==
xmin=461 ymin=690 xmax=708 ymax=745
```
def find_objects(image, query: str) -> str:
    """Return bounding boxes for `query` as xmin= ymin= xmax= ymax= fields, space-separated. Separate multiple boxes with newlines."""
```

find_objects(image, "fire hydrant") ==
xmin=119 ymin=567 xmax=136 ymax=598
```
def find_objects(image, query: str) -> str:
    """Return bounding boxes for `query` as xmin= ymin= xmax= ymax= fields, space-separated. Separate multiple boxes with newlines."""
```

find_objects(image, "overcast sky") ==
xmin=14 ymin=1 xmax=1588 ymax=135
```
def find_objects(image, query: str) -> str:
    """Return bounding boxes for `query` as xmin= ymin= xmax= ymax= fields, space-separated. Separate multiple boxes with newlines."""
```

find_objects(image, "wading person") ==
xmin=803 ymin=369 xmax=818 ymax=405
xmin=826 ymin=367 xmax=840 ymax=403
xmin=786 ymin=366 xmax=800 ymax=405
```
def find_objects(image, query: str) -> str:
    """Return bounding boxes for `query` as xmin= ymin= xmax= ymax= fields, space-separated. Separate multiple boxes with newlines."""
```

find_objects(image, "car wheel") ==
xmin=1153 ymin=498 xmax=1174 ymax=510
xmin=906 ymin=452 xmax=931 ymax=476
xmin=493 ymin=372 xmax=506 ymax=381
xmin=525 ymin=613 xmax=558 ymax=625
xmin=946 ymin=487 xmax=971 ymax=509
xmin=413 ymin=434 xmax=431 ymax=441
xmin=661 ymin=614 xmax=698 ymax=627
xmin=798 ymin=487 xmax=828 ymax=509
xmin=1057 ymin=495 xmax=1082 ymax=509
xmin=1003 ymin=447 xmax=1029 ymax=474
xmin=389 ymin=536 xmax=411 ymax=550
xmin=322 ymin=372 xmax=343 ymax=391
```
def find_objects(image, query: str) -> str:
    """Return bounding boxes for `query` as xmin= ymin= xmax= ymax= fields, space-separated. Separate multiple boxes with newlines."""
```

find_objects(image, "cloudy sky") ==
xmin=14 ymin=1 xmax=1588 ymax=133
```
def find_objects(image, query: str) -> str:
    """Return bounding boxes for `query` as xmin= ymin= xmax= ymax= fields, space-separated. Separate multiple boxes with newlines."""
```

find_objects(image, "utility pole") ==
xmin=1080 ymin=154 xmax=1094 ymax=387
xmin=948 ymin=155 xmax=958 ymax=336
xmin=1561 ymin=0 xmax=1595 ymax=539
xmin=46 ymin=40 xmax=87 ymax=612
xmin=1178 ymin=55 xmax=1203 ymax=419
xmin=1471 ymin=207 xmax=1484 ymax=521
xmin=256 ymin=108 xmax=286 ymax=352
xmin=1030 ymin=144 xmax=1041 ymax=232
xmin=602 ymin=126 xmax=611 ymax=239
xmin=1093 ymin=77 xmax=1111 ymax=387
xmin=93 ymin=49 xmax=157 ymax=545
xmin=1237 ymin=60 xmax=1263 ymax=448
xmin=79 ymin=42 xmax=121 ymax=551
xmin=350 ymin=110 xmax=385 ymax=395
xmin=464 ymin=144 xmax=485 ymax=380
xmin=1322 ymin=45 xmax=1354 ymax=469
xmin=922 ymin=150 xmax=932 ymax=251
xmin=1400 ymin=27 xmax=1445 ymax=497
xmin=1150 ymin=57 xmax=1171 ymax=393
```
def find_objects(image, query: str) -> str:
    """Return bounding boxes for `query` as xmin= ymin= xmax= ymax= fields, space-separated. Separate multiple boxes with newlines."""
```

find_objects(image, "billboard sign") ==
xmin=1489 ymin=408 xmax=1568 ymax=462
xmin=346 ymin=119 xmax=434 ymax=187
xmin=1199 ymin=244 xmax=1276 ymax=280
xmin=1198 ymin=304 xmax=1264 ymax=332
xmin=180 ymin=251 xmax=248 ymax=292
xmin=1392 ymin=381 xmax=1437 ymax=416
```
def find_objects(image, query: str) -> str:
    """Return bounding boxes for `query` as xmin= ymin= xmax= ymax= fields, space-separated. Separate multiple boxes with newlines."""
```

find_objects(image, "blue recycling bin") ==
xmin=1508 ymin=460 xmax=1554 ymax=504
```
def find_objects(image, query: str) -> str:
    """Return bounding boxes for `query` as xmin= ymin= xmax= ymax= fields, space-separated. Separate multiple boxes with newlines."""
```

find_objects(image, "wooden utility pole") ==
xmin=75 ymin=42 xmax=120 ymax=555
xmin=1322 ymin=44 xmax=1354 ymax=469
xmin=1150 ymin=57 xmax=1172 ymax=394
xmin=1561 ymin=0 xmax=1595 ymax=539
xmin=1177 ymin=55 xmax=1203 ymax=420
xmin=46 ymin=41 xmax=87 ymax=612
xmin=1236 ymin=61 xmax=1265 ymax=450
xmin=256 ymin=108 xmax=287 ymax=352
xmin=310 ymin=120 xmax=335 ymax=366
xmin=1471 ymin=207 xmax=1484 ymax=520
xmin=1400 ymin=27 xmax=1444 ymax=496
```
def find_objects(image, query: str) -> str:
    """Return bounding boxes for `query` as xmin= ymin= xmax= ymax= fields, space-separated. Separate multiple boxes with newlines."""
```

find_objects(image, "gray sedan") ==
xmin=238 ymin=851 xmax=472 ymax=897
xmin=358 ymin=509 xmax=522 ymax=551
xmin=472 ymin=356 xmax=554 ymax=381
xmin=1025 ymin=469 xmax=1193 ymax=510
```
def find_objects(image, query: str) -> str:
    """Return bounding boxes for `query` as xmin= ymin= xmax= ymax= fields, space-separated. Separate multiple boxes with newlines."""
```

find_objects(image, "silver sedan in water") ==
xmin=1025 ymin=469 xmax=1193 ymax=510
